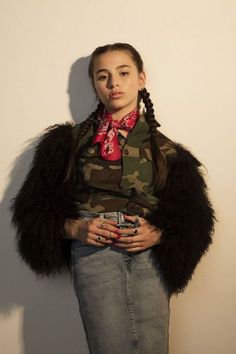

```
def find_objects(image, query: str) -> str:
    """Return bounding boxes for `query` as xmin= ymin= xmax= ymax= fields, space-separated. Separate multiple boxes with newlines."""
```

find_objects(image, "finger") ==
xmin=114 ymin=234 xmax=145 ymax=245
xmin=123 ymin=214 xmax=145 ymax=225
xmin=123 ymin=214 xmax=137 ymax=223
xmin=118 ymin=227 xmax=139 ymax=237
xmin=95 ymin=229 xmax=120 ymax=240
xmin=115 ymin=235 xmax=143 ymax=243
xmin=105 ymin=230 xmax=120 ymax=240
xmin=113 ymin=241 xmax=143 ymax=249
xmin=96 ymin=220 xmax=120 ymax=234
xmin=126 ymin=246 xmax=144 ymax=253
xmin=114 ymin=236 xmax=132 ymax=244
xmin=88 ymin=223 xmax=120 ymax=239
xmin=96 ymin=218 xmax=118 ymax=228
xmin=97 ymin=223 xmax=121 ymax=235
xmin=94 ymin=234 xmax=114 ymax=244
xmin=83 ymin=235 xmax=107 ymax=247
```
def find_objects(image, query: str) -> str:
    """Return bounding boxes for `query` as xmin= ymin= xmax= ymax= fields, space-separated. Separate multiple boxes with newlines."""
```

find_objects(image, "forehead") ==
xmin=93 ymin=50 xmax=135 ymax=71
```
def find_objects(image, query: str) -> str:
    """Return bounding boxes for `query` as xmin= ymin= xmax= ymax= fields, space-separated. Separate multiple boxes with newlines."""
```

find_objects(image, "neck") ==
xmin=106 ymin=105 xmax=139 ymax=121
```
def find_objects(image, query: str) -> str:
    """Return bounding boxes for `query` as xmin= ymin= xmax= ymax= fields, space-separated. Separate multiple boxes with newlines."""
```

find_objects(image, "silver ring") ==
xmin=134 ymin=215 xmax=139 ymax=226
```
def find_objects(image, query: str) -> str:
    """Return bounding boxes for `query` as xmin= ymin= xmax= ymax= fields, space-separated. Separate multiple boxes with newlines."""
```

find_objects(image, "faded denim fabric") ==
xmin=71 ymin=211 xmax=170 ymax=354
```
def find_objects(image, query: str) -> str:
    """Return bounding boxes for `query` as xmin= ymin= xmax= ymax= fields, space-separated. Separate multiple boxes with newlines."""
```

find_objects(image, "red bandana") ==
xmin=92 ymin=108 xmax=139 ymax=160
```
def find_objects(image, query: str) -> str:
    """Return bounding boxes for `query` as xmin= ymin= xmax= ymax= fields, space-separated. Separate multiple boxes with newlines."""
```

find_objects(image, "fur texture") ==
xmin=146 ymin=143 xmax=215 ymax=295
xmin=10 ymin=124 xmax=215 ymax=295
xmin=10 ymin=123 xmax=77 ymax=276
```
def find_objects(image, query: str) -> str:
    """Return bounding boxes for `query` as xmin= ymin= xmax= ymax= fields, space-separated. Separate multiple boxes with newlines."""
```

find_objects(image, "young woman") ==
xmin=10 ymin=43 xmax=215 ymax=354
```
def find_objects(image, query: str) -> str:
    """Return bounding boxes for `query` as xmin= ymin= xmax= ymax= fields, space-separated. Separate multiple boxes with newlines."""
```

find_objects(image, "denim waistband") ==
xmin=78 ymin=210 xmax=140 ymax=227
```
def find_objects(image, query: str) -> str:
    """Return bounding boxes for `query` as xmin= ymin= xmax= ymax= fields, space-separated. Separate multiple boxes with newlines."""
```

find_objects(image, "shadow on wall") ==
xmin=68 ymin=56 xmax=97 ymax=123
xmin=0 ymin=56 xmax=96 ymax=354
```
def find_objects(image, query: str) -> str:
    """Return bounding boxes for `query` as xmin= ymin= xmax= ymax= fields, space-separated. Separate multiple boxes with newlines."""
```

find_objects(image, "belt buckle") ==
xmin=117 ymin=211 xmax=134 ymax=228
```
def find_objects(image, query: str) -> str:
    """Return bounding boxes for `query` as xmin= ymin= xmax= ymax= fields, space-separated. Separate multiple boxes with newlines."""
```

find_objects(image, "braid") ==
xmin=140 ymin=88 xmax=168 ymax=192
xmin=64 ymin=101 xmax=104 ymax=182
xmin=78 ymin=100 xmax=104 ymax=136
xmin=140 ymin=88 xmax=160 ymax=131
xmin=88 ymin=100 xmax=105 ymax=125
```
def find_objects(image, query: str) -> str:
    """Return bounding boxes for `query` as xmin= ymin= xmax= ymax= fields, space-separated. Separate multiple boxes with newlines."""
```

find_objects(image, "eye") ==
xmin=97 ymin=75 xmax=107 ymax=81
xmin=120 ymin=71 xmax=129 ymax=76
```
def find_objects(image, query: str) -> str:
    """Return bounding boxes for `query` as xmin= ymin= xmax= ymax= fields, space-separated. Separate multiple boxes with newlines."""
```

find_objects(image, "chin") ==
xmin=108 ymin=101 xmax=135 ymax=111
xmin=107 ymin=103 xmax=126 ymax=112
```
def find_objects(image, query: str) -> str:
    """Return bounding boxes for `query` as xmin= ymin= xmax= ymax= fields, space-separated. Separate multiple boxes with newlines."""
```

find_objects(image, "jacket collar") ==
xmin=77 ymin=108 xmax=151 ymax=148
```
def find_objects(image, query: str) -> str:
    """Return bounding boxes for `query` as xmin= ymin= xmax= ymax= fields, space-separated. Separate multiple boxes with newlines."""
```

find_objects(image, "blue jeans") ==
xmin=71 ymin=211 xmax=170 ymax=354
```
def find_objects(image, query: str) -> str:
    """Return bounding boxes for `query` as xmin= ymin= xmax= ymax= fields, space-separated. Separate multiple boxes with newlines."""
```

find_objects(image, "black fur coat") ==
xmin=10 ymin=121 xmax=215 ymax=296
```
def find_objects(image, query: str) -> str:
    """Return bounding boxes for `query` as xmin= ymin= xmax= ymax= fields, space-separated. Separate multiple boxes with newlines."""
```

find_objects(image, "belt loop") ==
xmin=118 ymin=211 xmax=125 ymax=224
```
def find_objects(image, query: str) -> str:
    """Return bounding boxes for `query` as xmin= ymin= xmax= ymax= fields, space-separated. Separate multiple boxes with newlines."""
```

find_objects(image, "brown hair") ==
xmin=65 ymin=43 xmax=168 ymax=191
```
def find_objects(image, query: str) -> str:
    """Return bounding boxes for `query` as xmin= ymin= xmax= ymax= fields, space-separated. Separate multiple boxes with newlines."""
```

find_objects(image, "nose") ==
xmin=107 ymin=75 xmax=120 ymax=88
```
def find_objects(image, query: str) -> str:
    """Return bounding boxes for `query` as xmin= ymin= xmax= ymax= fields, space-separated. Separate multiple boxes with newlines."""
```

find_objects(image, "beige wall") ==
xmin=1 ymin=1 xmax=235 ymax=353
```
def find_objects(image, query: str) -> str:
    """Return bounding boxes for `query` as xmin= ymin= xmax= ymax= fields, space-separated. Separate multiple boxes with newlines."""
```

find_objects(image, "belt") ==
xmin=78 ymin=210 xmax=140 ymax=228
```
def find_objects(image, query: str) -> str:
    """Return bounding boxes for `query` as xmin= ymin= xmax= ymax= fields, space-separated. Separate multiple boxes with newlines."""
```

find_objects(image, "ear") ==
xmin=138 ymin=71 xmax=146 ymax=90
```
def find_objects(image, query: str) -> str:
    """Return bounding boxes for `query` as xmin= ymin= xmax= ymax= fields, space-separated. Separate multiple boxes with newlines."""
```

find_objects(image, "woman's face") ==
xmin=92 ymin=50 xmax=146 ymax=117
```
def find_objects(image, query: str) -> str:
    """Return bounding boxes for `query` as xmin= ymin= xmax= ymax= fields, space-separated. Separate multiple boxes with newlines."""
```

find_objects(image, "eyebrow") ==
xmin=95 ymin=65 xmax=131 ymax=75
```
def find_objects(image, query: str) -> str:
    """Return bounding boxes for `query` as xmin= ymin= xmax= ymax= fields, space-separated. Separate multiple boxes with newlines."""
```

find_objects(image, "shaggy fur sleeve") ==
xmin=146 ymin=143 xmax=216 ymax=296
xmin=10 ymin=123 xmax=79 ymax=276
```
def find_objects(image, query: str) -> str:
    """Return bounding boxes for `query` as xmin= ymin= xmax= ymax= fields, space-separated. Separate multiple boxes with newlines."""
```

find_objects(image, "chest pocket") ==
xmin=77 ymin=145 xmax=123 ymax=191
xmin=120 ymin=145 xmax=154 ymax=193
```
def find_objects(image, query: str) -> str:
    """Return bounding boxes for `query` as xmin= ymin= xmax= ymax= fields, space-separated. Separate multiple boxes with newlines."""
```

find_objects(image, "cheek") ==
xmin=127 ymin=77 xmax=140 ymax=91
xmin=94 ymin=82 xmax=106 ymax=96
xmin=128 ymin=83 xmax=140 ymax=96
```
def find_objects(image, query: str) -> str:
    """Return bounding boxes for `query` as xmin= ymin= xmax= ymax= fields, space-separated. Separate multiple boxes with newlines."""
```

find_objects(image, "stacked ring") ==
xmin=134 ymin=215 xmax=139 ymax=226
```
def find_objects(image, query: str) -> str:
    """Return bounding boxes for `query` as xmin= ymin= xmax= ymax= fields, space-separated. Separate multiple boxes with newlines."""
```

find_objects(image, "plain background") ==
xmin=1 ymin=1 xmax=235 ymax=353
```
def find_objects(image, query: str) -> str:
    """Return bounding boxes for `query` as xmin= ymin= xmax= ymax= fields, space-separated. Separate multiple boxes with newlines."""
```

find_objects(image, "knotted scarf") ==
xmin=92 ymin=108 xmax=139 ymax=160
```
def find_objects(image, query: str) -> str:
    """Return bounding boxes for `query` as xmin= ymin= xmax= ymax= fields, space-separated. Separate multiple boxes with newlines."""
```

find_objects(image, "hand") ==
xmin=64 ymin=217 xmax=121 ymax=247
xmin=114 ymin=215 xmax=162 ymax=253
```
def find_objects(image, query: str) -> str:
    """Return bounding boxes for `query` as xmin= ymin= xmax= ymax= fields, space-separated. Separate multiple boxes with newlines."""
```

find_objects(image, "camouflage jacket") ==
xmin=10 ymin=115 xmax=215 ymax=295
xmin=74 ymin=111 xmax=176 ymax=216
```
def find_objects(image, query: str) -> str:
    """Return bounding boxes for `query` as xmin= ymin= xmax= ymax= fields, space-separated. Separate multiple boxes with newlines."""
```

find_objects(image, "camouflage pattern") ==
xmin=75 ymin=110 xmax=176 ymax=216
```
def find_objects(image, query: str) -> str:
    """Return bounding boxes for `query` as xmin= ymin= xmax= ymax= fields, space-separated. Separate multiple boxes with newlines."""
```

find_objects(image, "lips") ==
xmin=109 ymin=92 xmax=124 ymax=99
